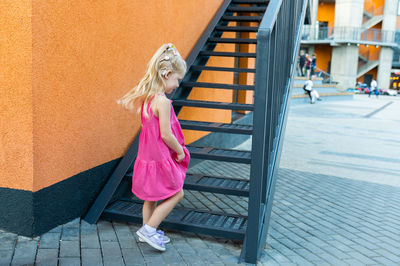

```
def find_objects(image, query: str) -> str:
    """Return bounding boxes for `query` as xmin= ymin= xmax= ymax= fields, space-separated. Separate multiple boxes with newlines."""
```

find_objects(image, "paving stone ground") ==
xmin=1 ymin=95 xmax=400 ymax=265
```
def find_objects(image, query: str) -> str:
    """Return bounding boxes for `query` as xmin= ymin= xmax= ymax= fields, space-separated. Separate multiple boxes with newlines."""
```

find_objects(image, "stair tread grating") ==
xmin=199 ymin=51 xmax=257 ymax=57
xmin=232 ymin=0 xmax=269 ymax=4
xmin=208 ymin=37 xmax=258 ymax=44
xmin=191 ymin=65 xmax=256 ymax=73
xmin=233 ymin=217 xmax=244 ymax=230
xmin=221 ymin=15 xmax=263 ymax=22
xmin=180 ymin=81 xmax=255 ymax=90
xmin=179 ymin=120 xmax=252 ymax=130
xmin=104 ymin=200 xmax=247 ymax=235
xmin=184 ymin=173 xmax=250 ymax=195
xmin=214 ymin=26 xmax=259 ymax=32
xmin=208 ymin=149 xmax=251 ymax=158
xmin=173 ymin=99 xmax=254 ymax=111
xmin=188 ymin=146 xmax=251 ymax=158
xmin=227 ymin=6 xmax=267 ymax=12
xmin=179 ymin=120 xmax=253 ymax=135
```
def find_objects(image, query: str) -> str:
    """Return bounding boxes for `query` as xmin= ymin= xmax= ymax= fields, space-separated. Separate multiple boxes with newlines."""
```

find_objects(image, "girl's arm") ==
xmin=157 ymin=96 xmax=185 ymax=162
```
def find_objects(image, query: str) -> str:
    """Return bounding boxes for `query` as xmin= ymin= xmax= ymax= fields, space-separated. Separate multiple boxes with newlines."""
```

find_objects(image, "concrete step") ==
xmin=291 ymin=92 xmax=354 ymax=105
xmin=291 ymin=86 xmax=339 ymax=95
xmin=293 ymin=78 xmax=324 ymax=86
xmin=292 ymin=83 xmax=337 ymax=88
xmin=295 ymin=76 xmax=323 ymax=81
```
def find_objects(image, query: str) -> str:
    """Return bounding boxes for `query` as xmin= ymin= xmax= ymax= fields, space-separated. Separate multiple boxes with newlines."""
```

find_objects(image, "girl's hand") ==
xmin=175 ymin=150 xmax=185 ymax=163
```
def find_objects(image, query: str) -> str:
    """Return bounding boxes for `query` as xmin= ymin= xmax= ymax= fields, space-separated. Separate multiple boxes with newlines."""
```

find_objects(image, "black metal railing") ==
xmin=242 ymin=0 xmax=307 ymax=263
xmin=314 ymin=67 xmax=337 ymax=84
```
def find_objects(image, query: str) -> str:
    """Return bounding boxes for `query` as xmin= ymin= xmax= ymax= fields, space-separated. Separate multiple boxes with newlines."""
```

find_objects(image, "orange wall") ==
xmin=374 ymin=0 xmax=385 ymax=8
xmin=357 ymin=68 xmax=378 ymax=83
xmin=314 ymin=45 xmax=332 ymax=73
xmin=1 ymin=0 xmax=226 ymax=192
xmin=317 ymin=3 xmax=335 ymax=28
xmin=364 ymin=0 xmax=385 ymax=12
xmin=371 ymin=0 xmax=385 ymax=9
xmin=357 ymin=45 xmax=380 ymax=83
xmin=0 ymin=1 xmax=34 ymax=191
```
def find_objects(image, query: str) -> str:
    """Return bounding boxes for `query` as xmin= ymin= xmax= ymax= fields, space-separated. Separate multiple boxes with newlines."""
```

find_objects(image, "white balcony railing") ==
xmin=301 ymin=26 xmax=395 ymax=45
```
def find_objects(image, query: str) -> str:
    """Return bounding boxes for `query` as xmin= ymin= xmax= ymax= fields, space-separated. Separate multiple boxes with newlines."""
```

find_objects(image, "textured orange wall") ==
xmin=0 ymin=1 xmax=33 ymax=191
xmin=314 ymin=45 xmax=332 ymax=73
xmin=365 ymin=0 xmax=384 ymax=16
xmin=29 ymin=0 xmax=224 ymax=191
xmin=317 ymin=3 xmax=335 ymax=28
xmin=371 ymin=0 xmax=385 ymax=9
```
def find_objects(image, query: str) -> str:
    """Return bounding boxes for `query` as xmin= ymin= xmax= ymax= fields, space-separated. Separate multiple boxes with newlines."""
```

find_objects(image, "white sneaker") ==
xmin=136 ymin=225 xmax=166 ymax=251
xmin=139 ymin=229 xmax=170 ymax=244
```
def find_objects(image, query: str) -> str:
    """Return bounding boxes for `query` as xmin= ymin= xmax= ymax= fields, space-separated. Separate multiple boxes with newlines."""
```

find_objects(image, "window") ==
xmin=398 ymin=0 xmax=400 ymax=15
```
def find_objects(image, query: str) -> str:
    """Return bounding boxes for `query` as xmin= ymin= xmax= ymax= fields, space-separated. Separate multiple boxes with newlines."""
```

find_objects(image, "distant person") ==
xmin=369 ymin=79 xmax=378 ymax=98
xmin=304 ymin=79 xmax=322 ymax=104
xmin=355 ymin=81 xmax=362 ymax=93
xmin=299 ymin=50 xmax=306 ymax=77
xmin=296 ymin=55 xmax=301 ymax=76
xmin=311 ymin=54 xmax=317 ymax=78
xmin=305 ymin=54 xmax=312 ymax=79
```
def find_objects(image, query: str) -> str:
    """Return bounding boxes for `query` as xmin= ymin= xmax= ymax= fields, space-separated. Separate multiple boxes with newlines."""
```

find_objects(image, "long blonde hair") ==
xmin=117 ymin=43 xmax=187 ymax=117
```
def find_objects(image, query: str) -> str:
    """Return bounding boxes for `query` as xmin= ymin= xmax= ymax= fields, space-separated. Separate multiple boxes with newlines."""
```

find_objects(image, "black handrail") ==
xmin=243 ymin=0 xmax=307 ymax=262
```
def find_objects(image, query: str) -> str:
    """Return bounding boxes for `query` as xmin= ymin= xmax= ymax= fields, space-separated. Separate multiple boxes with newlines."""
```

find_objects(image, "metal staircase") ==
xmin=84 ymin=0 xmax=307 ymax=263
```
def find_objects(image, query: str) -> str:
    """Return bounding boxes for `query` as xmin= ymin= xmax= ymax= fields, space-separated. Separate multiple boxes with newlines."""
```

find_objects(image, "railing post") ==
xmin=245 ymin=29 xmax=269 ymax=263
xmin=244 ymin=0 xmax=307 ymax=263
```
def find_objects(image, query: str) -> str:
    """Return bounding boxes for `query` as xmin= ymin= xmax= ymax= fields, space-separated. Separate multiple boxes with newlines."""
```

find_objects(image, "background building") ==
xmin=301 ymin=0 xmax=399 ymax=90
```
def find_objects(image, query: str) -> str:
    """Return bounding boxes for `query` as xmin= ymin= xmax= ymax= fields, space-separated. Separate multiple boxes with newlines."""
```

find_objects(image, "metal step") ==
xmin=227 ymin=6 xmax=267 ymax=12
xmin=191 ymin=65 xmax=256 ymax=73
xmin=187 ymin=145 xmax=252 ymax=164
xmin=124 ymin=171 xmax=250 ymax=196
xmin=208 ymin=38 xmax=257 ymax=44
xmin=102 ymin=199 xmax=247 ymax=240
xmin=199 ymin=51 xmax=257 ymax=58
xmin=184 ymin=173 xmax=250 ymax=196
xmin=221 ymin=16 xmax=263 ymax=22
xmin=179 ymin=120 xmax=253 ymax=134
xmin=173 ymin=99 xmax=254 ymax=111
xmin=180 ymin=82 xmax=255 ymax=91
xmin=232 ymin=0 xmax=269 ymax=4
xmin=215 ymin=26 xmax=259 ymax=32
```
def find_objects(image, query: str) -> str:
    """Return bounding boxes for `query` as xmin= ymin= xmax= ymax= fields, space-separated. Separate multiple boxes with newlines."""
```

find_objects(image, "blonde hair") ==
xmin=117 ymin=43 xmax=187 ymax=117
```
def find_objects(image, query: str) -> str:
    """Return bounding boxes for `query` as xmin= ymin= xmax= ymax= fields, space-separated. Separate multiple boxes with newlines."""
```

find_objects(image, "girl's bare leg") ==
xmin=142 ymin=201 xmax=157 ymax=225
xmin=146 ymin=190 xmax=184 ymax=228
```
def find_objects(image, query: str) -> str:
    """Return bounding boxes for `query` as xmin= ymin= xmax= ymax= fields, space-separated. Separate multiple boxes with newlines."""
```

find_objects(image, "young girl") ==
xmin=118 ymin=43 xmax=190 ymax=251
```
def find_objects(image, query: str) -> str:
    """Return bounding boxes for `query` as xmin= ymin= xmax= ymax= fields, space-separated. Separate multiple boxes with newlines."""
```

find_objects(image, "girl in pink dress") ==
xmin=118 ymin=44 xmax=190 ymax=251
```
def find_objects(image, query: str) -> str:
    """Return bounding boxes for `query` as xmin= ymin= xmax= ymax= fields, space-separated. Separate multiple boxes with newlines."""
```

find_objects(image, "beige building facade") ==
xmin=301 ymin=0 xmax=398 ymax=90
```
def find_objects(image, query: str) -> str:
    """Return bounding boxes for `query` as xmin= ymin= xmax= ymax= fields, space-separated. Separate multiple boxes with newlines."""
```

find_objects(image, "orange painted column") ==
xmin=0 ymin=0 xmax=34 ymax=192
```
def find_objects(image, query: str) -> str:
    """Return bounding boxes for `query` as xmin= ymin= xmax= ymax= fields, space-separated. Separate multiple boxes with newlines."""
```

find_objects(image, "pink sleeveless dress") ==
xmin=131 ymin=95 xmax=190 ymax=201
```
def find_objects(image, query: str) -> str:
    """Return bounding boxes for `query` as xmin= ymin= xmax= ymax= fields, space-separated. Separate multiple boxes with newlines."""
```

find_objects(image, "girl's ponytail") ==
xmin=117 ymin=44 xmax=186 ymax=117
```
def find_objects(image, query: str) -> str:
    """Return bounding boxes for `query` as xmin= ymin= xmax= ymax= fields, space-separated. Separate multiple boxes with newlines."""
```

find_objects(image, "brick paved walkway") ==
xmin=1 ymin=95 xmax=399 ymax=265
